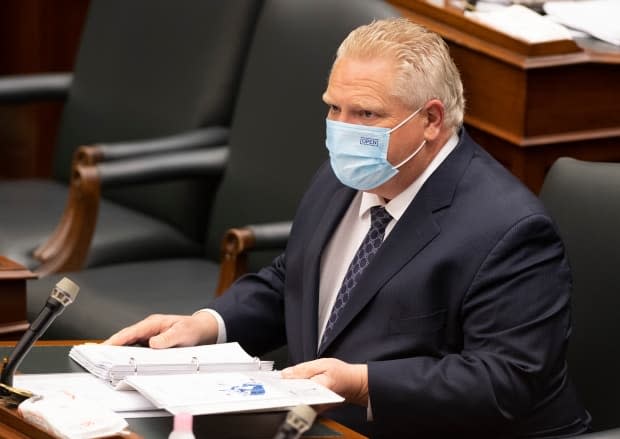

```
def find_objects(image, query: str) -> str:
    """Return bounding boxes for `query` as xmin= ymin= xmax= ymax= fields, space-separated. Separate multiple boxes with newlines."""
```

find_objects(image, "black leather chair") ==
xmin=0 ymin=0 xmax=261 ymax=273
xmin=540 ymin=158 xmax=620 ymax=432
xmin=25 ymin=0 xmax=398 ymax=348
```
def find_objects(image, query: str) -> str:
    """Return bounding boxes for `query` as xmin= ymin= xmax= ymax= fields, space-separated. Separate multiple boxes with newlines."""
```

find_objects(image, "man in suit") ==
xmin=106 ymin=18 xmax=591 ymax=437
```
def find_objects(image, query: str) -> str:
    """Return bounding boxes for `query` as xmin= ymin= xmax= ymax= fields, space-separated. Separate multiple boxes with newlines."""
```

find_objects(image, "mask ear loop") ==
xmin=389 ymin=105 xmax=426 ymax=169
xmin=388 ymin=105 xmax=424 ymax=134
xmin=394 ymin=139 xmax=427 ymax=169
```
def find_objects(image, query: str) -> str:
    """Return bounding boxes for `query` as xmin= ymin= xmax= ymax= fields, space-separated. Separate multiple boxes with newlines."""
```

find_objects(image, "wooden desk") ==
xmin=0 ymin=257 xmax=36 ymax=340
xmin=0 ymin=341 xmax=367 ymax=439
xmin=390 ymin=0 xmax=620 ymax=193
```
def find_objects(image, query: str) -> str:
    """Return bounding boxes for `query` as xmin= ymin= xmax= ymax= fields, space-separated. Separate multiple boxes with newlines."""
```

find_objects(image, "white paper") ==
xmin=124 ymin=371 xmax=345 ymax=416
xmin=544 ymin=0 xmax=620 ymax=46
xmin=14 ymin=373 xmax=156 ymax=412
xmin=467 ymin=4 xmax=573 ymax=42
xmin=19 ymin=391 xmax=128 ymax=439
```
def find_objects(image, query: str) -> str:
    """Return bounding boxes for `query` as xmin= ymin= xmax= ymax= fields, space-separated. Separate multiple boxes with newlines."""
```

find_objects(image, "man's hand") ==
xmin=281 ymin=358 xmax=368 ymax=406
xmin=103 ymin=312 xmax=218 ymax=348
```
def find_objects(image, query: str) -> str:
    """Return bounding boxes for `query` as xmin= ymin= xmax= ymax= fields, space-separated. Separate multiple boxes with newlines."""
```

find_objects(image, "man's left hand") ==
xmin=281 ymin=358 xmax=368 ymax=406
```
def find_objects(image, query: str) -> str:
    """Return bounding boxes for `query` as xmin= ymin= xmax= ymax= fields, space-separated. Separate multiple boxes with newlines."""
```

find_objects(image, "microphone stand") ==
xmin=0 ymin=358 xmax=35 ymax=407
xmin=0 ymin=277 xmax=79 ymax=404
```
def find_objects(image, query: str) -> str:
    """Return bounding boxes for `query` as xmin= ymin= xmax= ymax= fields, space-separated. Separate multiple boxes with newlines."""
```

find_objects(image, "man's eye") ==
xmin=361 ymin=110 xmax=374 ymax=118
xmin=328 ymin=105 xmax=340 ymax=113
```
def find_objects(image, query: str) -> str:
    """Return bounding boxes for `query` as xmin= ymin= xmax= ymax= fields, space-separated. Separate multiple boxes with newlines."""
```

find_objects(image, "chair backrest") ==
xmin=540 ymin=157 xmax=620 ymax=431
xmin=53 ymin=0 xmax=262 ymax=242
xmin=204 ymin=0 xmax=398 ymax=268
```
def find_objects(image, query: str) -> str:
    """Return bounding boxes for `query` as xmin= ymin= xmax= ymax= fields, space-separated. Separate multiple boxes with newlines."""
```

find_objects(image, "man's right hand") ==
xmin=103 ymin=312 xmax=219 ymax=348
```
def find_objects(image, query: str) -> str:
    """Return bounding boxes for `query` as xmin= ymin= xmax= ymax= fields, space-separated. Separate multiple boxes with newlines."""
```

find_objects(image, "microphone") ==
xmin=1 ymin=277 xmax=79 ymax=387
xmin=272 ymin=405 xmax=317 ymax=439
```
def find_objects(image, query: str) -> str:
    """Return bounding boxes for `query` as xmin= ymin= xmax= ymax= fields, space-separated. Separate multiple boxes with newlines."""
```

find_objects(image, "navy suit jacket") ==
xmin=211 ymin=130 xmax=590 ymax=437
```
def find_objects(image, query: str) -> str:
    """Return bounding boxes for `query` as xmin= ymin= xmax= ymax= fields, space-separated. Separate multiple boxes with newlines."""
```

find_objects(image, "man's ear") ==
xmin=423 ymin=99 xmax=444 ymax=141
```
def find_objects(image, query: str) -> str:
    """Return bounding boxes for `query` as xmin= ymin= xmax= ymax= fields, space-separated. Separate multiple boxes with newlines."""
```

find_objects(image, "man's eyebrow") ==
xmin=349 ymin=100 xmax=383 ymax=113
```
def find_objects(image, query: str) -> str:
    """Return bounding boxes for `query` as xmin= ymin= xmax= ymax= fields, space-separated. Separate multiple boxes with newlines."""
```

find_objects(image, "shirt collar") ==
xmin=359 ymin=132 xmax=460 ymax=221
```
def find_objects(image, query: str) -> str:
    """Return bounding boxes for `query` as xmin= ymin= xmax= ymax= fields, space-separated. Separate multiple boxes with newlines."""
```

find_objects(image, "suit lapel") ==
xmin=317 ymin=194 xmax=440 ymax=355
xmin=301 ymin=185 xmax=356 ymax=361
xmin=317 ymin=131 xmax=475 ymax=356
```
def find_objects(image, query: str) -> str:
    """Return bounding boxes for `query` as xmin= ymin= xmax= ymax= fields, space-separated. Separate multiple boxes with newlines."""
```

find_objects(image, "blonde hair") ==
xmin=336 ymin=18 xmax=464 ymax=131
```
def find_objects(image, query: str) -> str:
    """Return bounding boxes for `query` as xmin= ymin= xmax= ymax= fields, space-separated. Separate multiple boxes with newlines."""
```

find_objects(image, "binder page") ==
xmin=14 ymin=373 xmax=158 ymax=414
xmin=124 ymin=371 xmax=344 ymax=415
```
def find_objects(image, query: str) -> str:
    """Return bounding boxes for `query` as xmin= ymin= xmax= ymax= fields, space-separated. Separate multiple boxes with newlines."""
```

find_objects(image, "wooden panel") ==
xmin=526 ymin=63 xmax=620 ymax=138
xmin=450 ymin=44 xmax=528 ymax=143
xmin=0 ymin=257 xmax=36 ymax=340
xmin=0 ymin=0 xmax=89 ymax=179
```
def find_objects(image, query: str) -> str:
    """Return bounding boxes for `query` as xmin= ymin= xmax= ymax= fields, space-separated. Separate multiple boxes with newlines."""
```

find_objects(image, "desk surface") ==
xmin=0 ymin=342 xmax=366 ymax=439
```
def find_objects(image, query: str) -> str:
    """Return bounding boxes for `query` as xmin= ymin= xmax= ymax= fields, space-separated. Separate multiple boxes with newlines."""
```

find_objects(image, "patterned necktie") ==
xmin=320 ymin=205 xmax=393 ymax=348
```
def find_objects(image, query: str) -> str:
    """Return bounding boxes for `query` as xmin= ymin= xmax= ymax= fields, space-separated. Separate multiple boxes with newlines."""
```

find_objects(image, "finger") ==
xmin=281 ymin=359 xmax=329 ymax=379
xmin=309 ymin=373 xmax=331 ymax=389
xmin=103 ymin=324 xmax=145 ymax=346
xmin=103 ymin=315 xmax=171 ymax=346
xmin=149 ymin=320 xmax=190 ymax=348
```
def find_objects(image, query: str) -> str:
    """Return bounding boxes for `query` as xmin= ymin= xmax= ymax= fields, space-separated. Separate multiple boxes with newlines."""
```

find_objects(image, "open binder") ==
xmin=69 ymin=342 xmax=274 ymax=386
xmin=67 ymin=342 xmax=343 ymax=417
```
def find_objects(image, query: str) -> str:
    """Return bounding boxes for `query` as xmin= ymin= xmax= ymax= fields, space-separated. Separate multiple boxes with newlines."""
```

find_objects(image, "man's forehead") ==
xmin=328 ymin=57 xmax=397 ymax=87
xmin=324 ymin=61 xmax=400 ymax=107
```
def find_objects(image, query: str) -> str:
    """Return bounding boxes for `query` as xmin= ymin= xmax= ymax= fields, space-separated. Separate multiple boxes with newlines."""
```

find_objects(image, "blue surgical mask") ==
xmin=325 ymin=106 xmax=426 ymax=190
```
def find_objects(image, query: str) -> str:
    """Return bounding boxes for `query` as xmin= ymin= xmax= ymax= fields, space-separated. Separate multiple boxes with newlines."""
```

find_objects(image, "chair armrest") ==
xmin=34 ymin=147 xmax=230 ymax=276
xmin=96 ymin=146 xmax=229 ymax=186
xmin=248 ymin=222 xmax=292 ymax=250
xmin=216 ymin=221 xmax=292 ymax=296
xmin=34 ymin=129 xmax=230 ymax=264
xmin=0 ymin=73 xmax=72 ymax=103
xmin=74 ymin=126 xmax=230 ymax=165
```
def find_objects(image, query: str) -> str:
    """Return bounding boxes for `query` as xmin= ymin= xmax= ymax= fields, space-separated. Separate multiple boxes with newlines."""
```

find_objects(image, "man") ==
xmin=106 ymin=18 xmax=590 ymax=437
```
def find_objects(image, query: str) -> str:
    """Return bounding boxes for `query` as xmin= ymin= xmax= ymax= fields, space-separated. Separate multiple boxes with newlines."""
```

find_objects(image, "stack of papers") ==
xmin=69 ymin=342 xmax=272 ymax=386
xmin=544 ymin=0 xmax=620 ymax=46
xmin=466 ymin=4 xmax=573 ymax=43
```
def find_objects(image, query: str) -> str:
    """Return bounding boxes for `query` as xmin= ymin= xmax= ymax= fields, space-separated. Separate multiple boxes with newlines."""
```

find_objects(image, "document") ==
xmin=14 ymin=373 xmax=159 ymax=414
xmin=123 ymin=371 xmax=344 ymax=416
xmin=544 ymin=0 xmax=620 ymax=46
xmin=70 ymin=342 xmax=273 ymax=386
xmin=19 ymin=391 xmax=129 ymax=439
xmin=466 ymin=4 xmax=573 ymax=43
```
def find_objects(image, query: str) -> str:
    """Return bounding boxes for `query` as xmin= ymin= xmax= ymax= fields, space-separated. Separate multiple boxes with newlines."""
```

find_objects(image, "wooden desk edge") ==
xmin=0 ymin=340 xmax=103 ymax=347
xmin=314 ymin=417 xmax=368 ymax=439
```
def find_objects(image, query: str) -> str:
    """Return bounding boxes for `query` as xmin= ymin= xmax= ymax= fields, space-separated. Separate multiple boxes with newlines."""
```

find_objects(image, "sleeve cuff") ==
xmin=193 ymin=308 xmax=227 ymax=344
